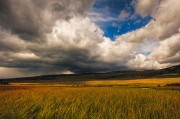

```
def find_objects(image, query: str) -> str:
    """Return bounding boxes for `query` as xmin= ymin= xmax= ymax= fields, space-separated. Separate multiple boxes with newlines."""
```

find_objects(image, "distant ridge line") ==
xmin=1 ymin=65 xmax=179 ymax=82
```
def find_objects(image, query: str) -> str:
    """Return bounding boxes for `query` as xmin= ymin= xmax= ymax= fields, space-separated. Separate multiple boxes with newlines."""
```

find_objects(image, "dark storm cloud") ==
xmin=0 ymin=0 xmax=94 ymax=41
xmin=0 ymin=28 xmax=26 ymax=52
xmin=0 ymin=0 xmax=111 ymax=76
xmin=0 ymin=0 xmax=45 ymax=41
xmin=0 ymin=45 xmax=127 ymax=74
xmin=26 ymin=40 xmax=127 ymax=73
xmin=0 ymin=0 xmax=127 ymax=75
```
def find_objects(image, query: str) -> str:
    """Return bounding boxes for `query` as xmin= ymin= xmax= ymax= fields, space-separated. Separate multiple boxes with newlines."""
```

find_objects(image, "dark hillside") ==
xmin=1 ymin=65 xmax=180 ymax=83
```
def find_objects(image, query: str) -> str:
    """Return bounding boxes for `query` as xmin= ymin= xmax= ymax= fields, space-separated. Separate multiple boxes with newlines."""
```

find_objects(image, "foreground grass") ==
xmin=0 ymin=86 xmax=180 ymax=119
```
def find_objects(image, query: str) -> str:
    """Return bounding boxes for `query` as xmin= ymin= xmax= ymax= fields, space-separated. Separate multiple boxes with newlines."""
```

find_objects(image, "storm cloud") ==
xmin=0 ymin=0 xmax=127 ymax=77
xmin=0 ymin=0 xmax=94 ymax=41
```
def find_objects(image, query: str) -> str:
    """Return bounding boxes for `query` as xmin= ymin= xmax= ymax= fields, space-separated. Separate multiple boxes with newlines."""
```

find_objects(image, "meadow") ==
xmin=79 ymin=78 xmax=180 ymax=87
xmin=0 ymin=80 xmax=180 ymax=119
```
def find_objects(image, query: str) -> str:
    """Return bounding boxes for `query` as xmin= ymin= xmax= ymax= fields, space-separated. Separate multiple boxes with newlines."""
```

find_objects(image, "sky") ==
xmin=0 ymin=0 xmax=180 ymax=78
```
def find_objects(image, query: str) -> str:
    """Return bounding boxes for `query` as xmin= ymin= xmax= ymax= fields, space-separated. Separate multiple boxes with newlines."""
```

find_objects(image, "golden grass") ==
xmin=81 ymin=78 xmax=180 ymax=86
xmin=10 ymin=83 xmax=40 ymax=85
xmin=0 ymin=85 xmax=180 ymax=119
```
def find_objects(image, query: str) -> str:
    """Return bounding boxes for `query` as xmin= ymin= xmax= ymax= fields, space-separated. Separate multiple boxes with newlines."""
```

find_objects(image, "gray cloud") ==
xmin=0 ymin=0 xmax=94 ymax=41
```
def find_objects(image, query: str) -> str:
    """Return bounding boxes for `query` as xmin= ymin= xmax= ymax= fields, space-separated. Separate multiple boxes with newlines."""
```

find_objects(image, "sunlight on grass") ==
xmin=81 ymin=78 xmax=180 ymax=86
xmin=0 ymin=86 xmax=180 ymax=119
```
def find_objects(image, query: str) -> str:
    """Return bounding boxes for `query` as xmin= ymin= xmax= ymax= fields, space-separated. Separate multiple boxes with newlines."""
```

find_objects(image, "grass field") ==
xmin=0 ymin=78 xmax=180 ymax=119
xmin=80 ymin=78 xmax=180 ymax=87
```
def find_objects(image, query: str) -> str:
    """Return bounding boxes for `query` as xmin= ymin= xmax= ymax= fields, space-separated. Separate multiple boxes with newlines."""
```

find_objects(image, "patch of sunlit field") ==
xmin=0 ymin=85 xmax=180 ymax=119
xmin=81 ymin=78 xmax=180 ymax=86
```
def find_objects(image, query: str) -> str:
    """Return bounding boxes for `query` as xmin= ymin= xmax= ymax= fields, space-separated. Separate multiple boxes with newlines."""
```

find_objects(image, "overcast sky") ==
xmin=0 ymin=0 xmax=180 ymax=78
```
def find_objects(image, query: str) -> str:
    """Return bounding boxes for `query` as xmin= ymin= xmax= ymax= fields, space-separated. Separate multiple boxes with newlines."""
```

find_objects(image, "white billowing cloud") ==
xmin=135 ymin=38 xmax=159 ymax=54
xmin=34 ymin=16 xmax=136 ymax=70
xmin=119 ymin=0 xmax=180 ymax=69
xmin=115 ymin=26 xmax=149 ymax=42
xmin=135 ymin=0 xmax=180 ymax=40
xmin=127 ymin=33 xmax=180 ymax=69
xmin=99 ymin=37 xmax=136 ymax=63
xmin=150 ymin=0 xmax=180 ymax=40
xmin=150 ymin=33 xmax=180 ymax=64
xmin=50 ymin=17 xmax=103 ymax=48
xmin=126 ymin=54 xmax=167 ymax=69
xmin=127 ymin=54 xmax=150 ymax=69
xmin=136 ymin=0 xmax=161 ymax=17
xmin=119 ymin=0 xmax=180 ymax=43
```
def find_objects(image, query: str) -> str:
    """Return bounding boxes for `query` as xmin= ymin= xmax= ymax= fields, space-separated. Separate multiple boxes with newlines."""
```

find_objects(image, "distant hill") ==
xmin=1 ymin=65 xmax=180 ymax=83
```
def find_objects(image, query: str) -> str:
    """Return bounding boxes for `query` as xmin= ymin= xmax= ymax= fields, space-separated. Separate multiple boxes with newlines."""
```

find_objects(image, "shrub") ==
xmin=0 ymin=81 xmax=9 ymax=85
xmin=166 ymin=83 xmax=180 ymax=87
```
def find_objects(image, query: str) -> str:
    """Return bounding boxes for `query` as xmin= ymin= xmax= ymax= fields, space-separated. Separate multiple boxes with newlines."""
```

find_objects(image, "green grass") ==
xmin=0 ymin=86 xmax=180 ymax=119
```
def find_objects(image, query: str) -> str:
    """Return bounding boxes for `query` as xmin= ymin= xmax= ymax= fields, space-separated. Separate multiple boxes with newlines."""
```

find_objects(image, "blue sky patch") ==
xmin=89 ymin=0 xmax=152 ymax=40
